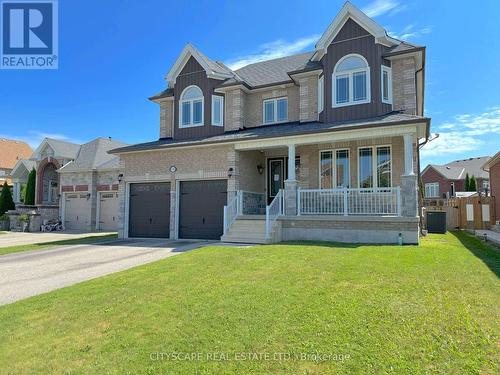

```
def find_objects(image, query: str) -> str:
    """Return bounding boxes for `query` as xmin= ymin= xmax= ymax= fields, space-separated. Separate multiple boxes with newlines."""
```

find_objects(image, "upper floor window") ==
xmin=263 ymin=97 xmax=288 ymax=124
xmin=318 ymin=76 xmax=324 ymax=113
xmin=179 ymin=85 xmax=204 ymax=128
xmin=333 ymin=54 xmax=370 ymax=108
xmin=381 ymin=65 xmax=392 ymax=104
xmin=212 ymin=95 xmax=224 ymax=126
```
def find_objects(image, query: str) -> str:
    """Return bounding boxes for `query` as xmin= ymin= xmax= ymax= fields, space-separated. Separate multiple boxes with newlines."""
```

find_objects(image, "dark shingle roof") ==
xmin=110 ymin=112 xmax=429 ymax=154
xmin=221 ymin=51 xmax=322 ymax=88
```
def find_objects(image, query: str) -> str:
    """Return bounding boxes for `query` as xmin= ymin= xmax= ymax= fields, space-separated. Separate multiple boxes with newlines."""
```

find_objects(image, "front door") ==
xmin=267 ymin=158 xmax=287 ymax=204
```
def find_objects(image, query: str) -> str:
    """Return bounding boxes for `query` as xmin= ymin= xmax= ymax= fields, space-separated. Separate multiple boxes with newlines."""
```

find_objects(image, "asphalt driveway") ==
xmin=0 ymin=231 xmax=117 ymax=248
xmin=0 ymin=239 xmax=207 ymax=305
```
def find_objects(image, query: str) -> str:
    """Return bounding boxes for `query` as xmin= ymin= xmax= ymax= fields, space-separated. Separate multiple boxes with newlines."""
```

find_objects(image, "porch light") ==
xmin=227 ymin=167 xmax=234 ymax=178
xmin=256 ymin=164 xmax=264 ymax=174
xmin=118 ymin=173 xmax=123 ymax=182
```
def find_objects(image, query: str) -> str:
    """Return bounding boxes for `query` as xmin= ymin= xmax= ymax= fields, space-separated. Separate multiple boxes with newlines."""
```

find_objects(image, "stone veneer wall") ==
xmin=392 ymin=57 xmax=416 ymax=115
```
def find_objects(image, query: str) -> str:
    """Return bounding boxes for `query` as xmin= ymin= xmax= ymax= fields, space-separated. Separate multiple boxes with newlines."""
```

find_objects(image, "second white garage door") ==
xmin=64 ymin=193 xmax=90 ymax=231
xmin=98 ymin=192 xmax=119 ymax=231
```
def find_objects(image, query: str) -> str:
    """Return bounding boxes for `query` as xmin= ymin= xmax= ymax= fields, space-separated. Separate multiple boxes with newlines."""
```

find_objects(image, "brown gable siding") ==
xmin=320 ymin=18 xmax=392 ymax=123
xmin=173 ymin=56 xmax=225 ymax=140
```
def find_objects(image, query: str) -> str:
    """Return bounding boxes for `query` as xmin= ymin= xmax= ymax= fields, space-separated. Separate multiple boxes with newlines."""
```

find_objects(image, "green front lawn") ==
xmin=0 ymin=234 xmax=118 ymax=256
xmin=0 ymin=232 xmax=498 ymax=374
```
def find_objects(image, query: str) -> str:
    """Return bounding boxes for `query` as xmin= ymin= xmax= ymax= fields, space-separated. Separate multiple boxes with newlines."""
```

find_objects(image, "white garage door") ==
xmin=98 ymin=192 xmax=119 ymax=231
xmin=64 ymin=193 xmax=90 ymax=231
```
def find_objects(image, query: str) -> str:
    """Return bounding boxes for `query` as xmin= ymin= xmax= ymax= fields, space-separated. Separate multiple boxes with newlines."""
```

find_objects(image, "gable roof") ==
xmin=482 ymin=151 xmax=500 ymax=171
xmin=165 ymin=43 xmax=234 ymax=87
xmin=0 ymin=138 xmax=32 ymax=169
xmin=10 ymin=159 xmax=36 ymax=179
xmin=33 ymin=138 xmax=81 ymax=160
xmin=424 ymin=156 xmax=491 ymax=180
xmin=312 ymin=1 xmax=398 ymax=61
xmin=58 ymin=138 xmax=128 ymax=173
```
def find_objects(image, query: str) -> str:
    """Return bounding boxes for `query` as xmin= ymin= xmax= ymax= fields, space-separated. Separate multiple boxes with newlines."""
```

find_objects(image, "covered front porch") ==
xmin=222 ymin=125 xmax=422 ymax=244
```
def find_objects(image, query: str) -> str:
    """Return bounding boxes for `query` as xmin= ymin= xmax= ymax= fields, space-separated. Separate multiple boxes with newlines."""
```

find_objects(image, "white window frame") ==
xmin=211 ymin=95 xmax=224 ymax=126
xmin=179 ymin=85 xmax=204 ymax=128
xmin=381 ymin=65 xmax=393 ymax=105
xmin=262 ymin=97 xmax=288 ymax=124
xmin=318 ymin=149 xmax=351 ymax=189
xmin=332 ymin=54 xmax=371 ymax=108
xmin=357 ymin=145 xmax=393 ymax=188
xmin=318 ymin=75 xmax=324 ymax=113
xmin=425 ymin=182 xmax=440 ymax=198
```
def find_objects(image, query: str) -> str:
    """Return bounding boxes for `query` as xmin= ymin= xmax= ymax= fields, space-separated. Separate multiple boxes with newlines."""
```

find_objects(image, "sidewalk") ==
xmin=474 ymin=230 xmax=500 ymax=247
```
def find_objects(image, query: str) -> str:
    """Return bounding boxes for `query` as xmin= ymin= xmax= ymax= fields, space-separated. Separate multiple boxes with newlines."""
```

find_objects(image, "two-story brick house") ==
xmin=110 ymin=2 xmax=430 ymax=244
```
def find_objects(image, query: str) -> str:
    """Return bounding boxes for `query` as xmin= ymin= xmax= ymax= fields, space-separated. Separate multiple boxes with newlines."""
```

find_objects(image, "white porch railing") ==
xmin=223 ymin=191 xmax=241 ymax=235
xmin=266 ymin=189 xmax=283 ymax=239
xmin=298 ymin=187 xmax=401 ymax=216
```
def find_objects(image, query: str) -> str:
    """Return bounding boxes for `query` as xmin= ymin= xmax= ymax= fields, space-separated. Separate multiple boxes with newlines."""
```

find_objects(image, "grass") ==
xmin=0 ymin=234 xmax=118 ymax=256
xmin=0 ymin=232 xmax=498 ymax=374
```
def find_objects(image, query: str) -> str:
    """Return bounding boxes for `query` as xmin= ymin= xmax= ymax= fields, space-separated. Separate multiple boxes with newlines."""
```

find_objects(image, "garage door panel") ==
xmin=65 ymin=193 xmax=90 ymax=231
xmin=179 ymin=180 xmax=227 ymax=240
xmin=129 ymin=183 xmax=170 ymax=238
xmin=99 ymin=192 xmax=119 ymax=231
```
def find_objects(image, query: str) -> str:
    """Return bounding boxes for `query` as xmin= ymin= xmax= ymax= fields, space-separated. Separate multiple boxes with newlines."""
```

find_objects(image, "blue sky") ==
xmin=0 ymin=0 xmax=499 ymax=168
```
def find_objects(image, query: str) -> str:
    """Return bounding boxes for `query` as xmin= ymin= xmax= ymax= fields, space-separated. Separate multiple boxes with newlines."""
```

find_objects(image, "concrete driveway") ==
xmin=0 ymin=231 xmax=116 ymax=248
xmin=0 ymin=239 xmax=208 ymax=305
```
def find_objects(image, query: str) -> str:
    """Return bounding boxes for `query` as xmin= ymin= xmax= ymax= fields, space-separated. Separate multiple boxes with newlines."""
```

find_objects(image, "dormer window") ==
xmin=179 ymin=85 xmax=204 ymax=128
xmin=332 ymin=54 xmax=370 ymax=108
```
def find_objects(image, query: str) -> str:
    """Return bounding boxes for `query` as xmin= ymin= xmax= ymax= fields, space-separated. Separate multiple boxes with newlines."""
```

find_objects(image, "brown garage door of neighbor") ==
xmin=129 ymin=182 xmax=170 ymax=238
xmin=179 ymin=180 xmax=227 ymax=240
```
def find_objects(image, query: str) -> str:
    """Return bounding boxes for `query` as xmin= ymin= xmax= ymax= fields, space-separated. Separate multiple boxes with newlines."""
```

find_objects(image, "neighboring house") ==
xmin=482 ymin=151 xmax=500 ymax=223
xmin=9 ymin=137 xmax=126 ymax=232
xmin=0 ymin=138 xmax=32 ymax=187
xmin=58 ymin=137 xmax=127 ymax=231
xmin=422 ymin=156 xmax=491 ymax=199
xmin=110 ymin=2 xmax=430 ymax=244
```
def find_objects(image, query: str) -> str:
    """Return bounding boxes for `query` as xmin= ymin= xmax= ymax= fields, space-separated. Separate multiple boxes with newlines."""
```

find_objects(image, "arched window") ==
xmin=332 ymin=54 xmax=370 ymax=107
xmin=179 ymin=85 xmax=204 ymax=127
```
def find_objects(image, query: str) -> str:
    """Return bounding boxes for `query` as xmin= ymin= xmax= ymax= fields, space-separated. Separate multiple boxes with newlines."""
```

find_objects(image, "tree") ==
xmin=465 ymin=173 xmax=470 ymax=191
xmin=0 ymin=182 xmax=15 ymax=215
xmin=469 ymin=175 xmax=477 ymax=192
xmin=24 ymin=168 xmax=36 ymax=205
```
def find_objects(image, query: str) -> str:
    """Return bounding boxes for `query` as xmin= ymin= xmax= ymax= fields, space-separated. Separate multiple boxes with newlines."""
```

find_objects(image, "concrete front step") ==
xmin=222 ymin=217 xmax=280 ymax=244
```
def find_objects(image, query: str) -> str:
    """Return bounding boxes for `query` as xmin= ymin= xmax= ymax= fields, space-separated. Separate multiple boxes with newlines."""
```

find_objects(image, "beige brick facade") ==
xmin=298 ymin=75 xmax=319 ymax=122
xmin=159 ymin=99 xmax=174 ymax=138
xmin=392 ymin=57 xmax=417 ymax=115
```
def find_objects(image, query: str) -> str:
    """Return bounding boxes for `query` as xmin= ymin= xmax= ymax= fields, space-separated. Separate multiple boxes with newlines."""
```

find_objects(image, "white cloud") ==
xmin=0 ymin=131 xmax=82 ymax=149
xmin=362 ymin=0 xmax=401 ymax=17
xmin=225 ymin=34 xmax=320 ymax=70
xmin=421 ymin=106 xmax=500 ymax=157
xmin=387 ymin=24 xmax=433 ymax=40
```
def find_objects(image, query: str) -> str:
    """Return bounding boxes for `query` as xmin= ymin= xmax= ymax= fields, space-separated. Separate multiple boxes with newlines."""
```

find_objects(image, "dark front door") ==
xmin=267 ymin=158 xmax=287 ymax=204
xmin=129 ymin=182 xmax=170 ymax=238
xmin=179 ymin=180 xmax=227 ymax=240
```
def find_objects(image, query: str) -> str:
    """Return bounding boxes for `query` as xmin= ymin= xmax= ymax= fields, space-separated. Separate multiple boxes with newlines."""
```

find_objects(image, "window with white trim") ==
xmin=425 ymin=182 xmax=439 ymax=198
xmin=320 ymin=149 xmax=350 ymax=189
xmin=318 ymin=75 xmax=324 ymax=113
xmin=358 ymin=146 xmax=392 ymax=188
xmin=333 ymin=54 xmax=370 ymax=107
xmin=381 ymin=65 xmax=392 ymax=104
xmin=263 ymin=97 xmax=288 ymax=124
xmin=211 ymin=95 xmax=224 ymax=126
xmin=179 ymin=85 xmax=203 ymax=127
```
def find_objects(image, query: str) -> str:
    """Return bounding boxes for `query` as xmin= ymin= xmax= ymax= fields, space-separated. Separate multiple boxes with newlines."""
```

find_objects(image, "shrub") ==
xmin=24 ymin=168 xmax=36 ymax=205
xmin=0 ymin=214 xmax=9 ymax=221
xmin=0 ymin=182 xmax=15 ymax=216
xmin=18 ymin=214 xmax=29 ymax=222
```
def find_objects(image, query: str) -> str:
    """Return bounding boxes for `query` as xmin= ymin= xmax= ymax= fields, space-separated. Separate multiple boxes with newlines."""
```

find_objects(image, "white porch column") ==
xmin=284 ymin=144 xmax=298 ymax=215
xmin=403 ymin=134 xmax=415 ymax=176
xmin=287 ymin=144 xmax=296 ymax=182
